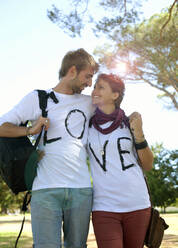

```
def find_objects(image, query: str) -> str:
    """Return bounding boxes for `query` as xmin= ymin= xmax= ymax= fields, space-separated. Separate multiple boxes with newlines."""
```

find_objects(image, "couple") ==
xmin=0 ymin=48 xmax=153 ymax=248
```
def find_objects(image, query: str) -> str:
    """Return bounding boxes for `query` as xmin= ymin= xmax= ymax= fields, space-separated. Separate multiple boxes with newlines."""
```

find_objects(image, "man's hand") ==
xmin=28 ymin=116 xmax=50 ymax=135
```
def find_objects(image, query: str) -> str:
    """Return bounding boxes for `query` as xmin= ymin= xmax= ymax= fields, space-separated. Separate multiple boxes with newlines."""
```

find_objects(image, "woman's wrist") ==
xmin=135 ymin=139 xmax=148 ymax=150
xmin=134 ymin=135 xmax=145 ymax=143
xmin=133 ymin=131 xmax=145 ymax=143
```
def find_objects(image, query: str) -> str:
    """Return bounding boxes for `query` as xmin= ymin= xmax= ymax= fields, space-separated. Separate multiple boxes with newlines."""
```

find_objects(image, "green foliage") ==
xmin=47 ymin=1 xmax=176 ymax=39
xmin=146 ymin=144 xmax=178 ymax=212
xmin=0 ymin=232 xmax=32 ymax=248
xmin=47 ymin=0 xmax=143 ymax=37
xmin=47 ymin=1 xmax=177 ymax=109
xmin=95 ymin=9 xmax=178 ymax=109
xmin=0 ymin=177 xmax=26 ymax=214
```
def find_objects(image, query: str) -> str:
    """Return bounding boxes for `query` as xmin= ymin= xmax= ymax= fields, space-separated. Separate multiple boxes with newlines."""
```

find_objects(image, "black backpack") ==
xmin=0 ymin=89 xmax=59 ymax=248
xmin=0 ymin=90 xmax=50 ymax=194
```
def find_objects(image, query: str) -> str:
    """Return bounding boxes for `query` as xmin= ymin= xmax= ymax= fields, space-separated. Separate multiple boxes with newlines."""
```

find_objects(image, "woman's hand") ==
xmin=129 ymin=112 xmax=153 ymax=171
xmin=129 ymin=112 xmax=145 ymax=143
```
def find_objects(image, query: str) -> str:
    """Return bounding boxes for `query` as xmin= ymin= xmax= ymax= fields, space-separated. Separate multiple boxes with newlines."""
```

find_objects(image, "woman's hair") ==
xmin=59 ymin=48 xmax=99 ymax=78
xmin=96 ymin=73 xmax=125 ymax=108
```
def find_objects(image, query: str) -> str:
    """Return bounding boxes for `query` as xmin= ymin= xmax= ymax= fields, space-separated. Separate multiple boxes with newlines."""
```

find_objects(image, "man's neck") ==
xmin=53 ymin=79 xmax=74 ymax=95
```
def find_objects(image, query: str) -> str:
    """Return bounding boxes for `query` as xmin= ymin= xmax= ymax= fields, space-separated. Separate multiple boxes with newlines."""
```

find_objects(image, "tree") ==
xmin=48 ymin=1 xmax=177 ymax=110
xmin=47 ymin=0 xmax=176 ymax=38
xmin=146 ymin=144 xmax=178 ymax=212
xmin=47 ymin=0 xmax=144 ymax=37
xmin=0 ymin=177 xmax=25 ymax=214
xmin=94 ymin=9 xmax=178 ymax=110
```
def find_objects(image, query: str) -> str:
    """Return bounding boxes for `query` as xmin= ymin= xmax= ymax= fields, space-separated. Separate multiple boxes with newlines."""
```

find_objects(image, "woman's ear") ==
xmin=112 ymin=92 xmax=119 ymax=101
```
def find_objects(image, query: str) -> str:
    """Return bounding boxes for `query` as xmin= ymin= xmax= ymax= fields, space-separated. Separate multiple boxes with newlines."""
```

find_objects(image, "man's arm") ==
xmin=0 ymin=122 xmax=29 ymax=137
xmin=0 ymin=90 xmax=50 ymax=138
xmin=0 ymin=117 xmax=50 ymax=137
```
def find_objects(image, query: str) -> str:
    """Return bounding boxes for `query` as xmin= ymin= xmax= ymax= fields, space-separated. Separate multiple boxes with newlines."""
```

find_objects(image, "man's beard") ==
xmin=71 ymin=77 xmax=84 ymax=94
xmin=72 ymin=85 xmax=82 ymax=94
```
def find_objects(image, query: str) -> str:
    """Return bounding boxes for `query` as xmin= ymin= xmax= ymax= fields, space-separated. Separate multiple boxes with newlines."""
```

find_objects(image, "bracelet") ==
xmin=26 ymin=126 xmax=32 ymax=136
xmin=135 ymin=140 xmax=148 ymax=150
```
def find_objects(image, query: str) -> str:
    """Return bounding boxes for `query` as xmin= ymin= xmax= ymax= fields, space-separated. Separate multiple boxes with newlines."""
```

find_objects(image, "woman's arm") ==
xmin=136 ymin=147 xmax=154 ymax=171
xmin=129 ymin=112 xmax=154 ymax=171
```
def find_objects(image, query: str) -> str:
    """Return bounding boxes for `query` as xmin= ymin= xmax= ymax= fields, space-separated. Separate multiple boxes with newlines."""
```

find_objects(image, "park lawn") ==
xmin=159 ymin=213 xmax=178 ymax=248
xmin=0 ymin=232 xmax=32 ymax=248
xmin=0 ymin=213 xmax=178 ymax=248
xmin=0 ymin=214 xmax=33 ymax=248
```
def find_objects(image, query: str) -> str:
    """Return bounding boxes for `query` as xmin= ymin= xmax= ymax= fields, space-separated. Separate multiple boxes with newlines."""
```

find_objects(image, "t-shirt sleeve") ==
xmin=0 ymin=90 xmax=40 ymax=126
xmin=84 ymin=95 xmax=96 ymax=117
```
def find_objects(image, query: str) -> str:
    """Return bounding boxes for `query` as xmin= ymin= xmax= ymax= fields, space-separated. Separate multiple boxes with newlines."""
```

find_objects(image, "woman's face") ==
xmin=92 ymin=79 xmax=119 ymax=107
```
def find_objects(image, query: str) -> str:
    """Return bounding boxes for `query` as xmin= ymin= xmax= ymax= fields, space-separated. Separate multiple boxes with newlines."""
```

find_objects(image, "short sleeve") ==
xmin=0 ymin=90 xmax=41 ymax=126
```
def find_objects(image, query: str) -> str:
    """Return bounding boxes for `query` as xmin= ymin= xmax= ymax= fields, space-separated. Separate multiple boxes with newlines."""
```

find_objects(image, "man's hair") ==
xmin=59 ymin=48 xmax=99 ymax=78
xmin=96 ymin=73 xmax=125 ymax=108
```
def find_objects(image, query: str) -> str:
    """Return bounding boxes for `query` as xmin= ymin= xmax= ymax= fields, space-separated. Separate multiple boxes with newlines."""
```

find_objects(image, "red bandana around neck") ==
xmin=90 ymin=107 xmax=130 ymax=134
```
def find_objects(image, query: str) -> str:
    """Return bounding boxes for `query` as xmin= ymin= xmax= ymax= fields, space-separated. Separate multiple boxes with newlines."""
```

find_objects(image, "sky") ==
xmin=0 ymin=0 xmax=177 ymax=150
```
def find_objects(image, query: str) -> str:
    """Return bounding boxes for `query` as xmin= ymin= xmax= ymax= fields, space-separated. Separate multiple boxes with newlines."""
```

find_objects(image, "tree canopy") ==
xmin=47 ymin=0 xmax=177 ymax=38
xmin=48 ymin=0 xmax=177 ymax=110
xmin=94 ymin=9 xmax=178 ymax=110
xmin=47 ymin=0 xmax=143 ymax=37
xmin=146 ymin=144 xmax=178 ymax=212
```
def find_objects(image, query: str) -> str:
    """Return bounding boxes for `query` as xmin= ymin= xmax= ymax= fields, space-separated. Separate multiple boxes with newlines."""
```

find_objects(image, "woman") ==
xmin=88 ymin=73 xmax=154 ymax=248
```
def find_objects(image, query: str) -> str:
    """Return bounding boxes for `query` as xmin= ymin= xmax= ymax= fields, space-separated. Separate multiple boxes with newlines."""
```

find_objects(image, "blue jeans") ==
xmin=31 ymin=188 xmax=93 ymax=248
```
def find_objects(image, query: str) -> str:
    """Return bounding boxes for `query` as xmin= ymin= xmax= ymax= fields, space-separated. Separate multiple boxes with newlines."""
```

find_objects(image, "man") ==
xmin=0 ymin=48 xmax=99 ymax=248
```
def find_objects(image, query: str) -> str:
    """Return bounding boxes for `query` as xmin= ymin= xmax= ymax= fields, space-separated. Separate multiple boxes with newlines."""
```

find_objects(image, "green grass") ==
xmin=0 ymin=232 xmax=33 ymax=248
xmin=1 ymin=213 xmax=178 ymax=248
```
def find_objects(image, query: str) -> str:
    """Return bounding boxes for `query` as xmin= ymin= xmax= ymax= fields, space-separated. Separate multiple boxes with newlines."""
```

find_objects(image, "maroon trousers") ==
xmin=92 ymin=207 xmax=151 ymax=248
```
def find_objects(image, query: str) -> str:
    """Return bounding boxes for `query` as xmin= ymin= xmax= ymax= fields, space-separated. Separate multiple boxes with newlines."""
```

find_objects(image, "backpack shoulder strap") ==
xmin=36 ymin=90 xmax=59 ymax=117
xmin=36 ymin=90 xmax=49 ymax=118
xmin=36 ymin=90 xmax=59 ymax=146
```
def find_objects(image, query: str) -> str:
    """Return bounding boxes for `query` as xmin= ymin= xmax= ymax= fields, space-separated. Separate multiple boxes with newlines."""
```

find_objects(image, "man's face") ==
xmin=71 ymin=66 xmax=94 ymax=94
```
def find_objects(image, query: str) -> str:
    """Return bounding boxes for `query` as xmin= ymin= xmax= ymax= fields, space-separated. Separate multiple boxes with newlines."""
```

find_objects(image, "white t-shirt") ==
xmin=0 ymin=89 xmax=94 ymax=190
xmin=88 ymin=122 xmax=151 ymax=213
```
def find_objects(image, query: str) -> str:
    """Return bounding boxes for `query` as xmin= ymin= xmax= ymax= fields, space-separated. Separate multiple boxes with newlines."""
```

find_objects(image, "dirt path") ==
xmin=0 ymin=213 xmax=178 ymax=248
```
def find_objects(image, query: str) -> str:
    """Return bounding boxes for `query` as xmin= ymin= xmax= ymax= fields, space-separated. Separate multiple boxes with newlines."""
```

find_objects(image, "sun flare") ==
xmin=116 ymin=61 xmax=128 ymax=74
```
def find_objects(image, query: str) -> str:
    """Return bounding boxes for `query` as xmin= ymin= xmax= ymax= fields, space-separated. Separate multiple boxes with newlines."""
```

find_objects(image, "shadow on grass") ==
xmin=0 ymin=232 xmax=33 ymax=248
